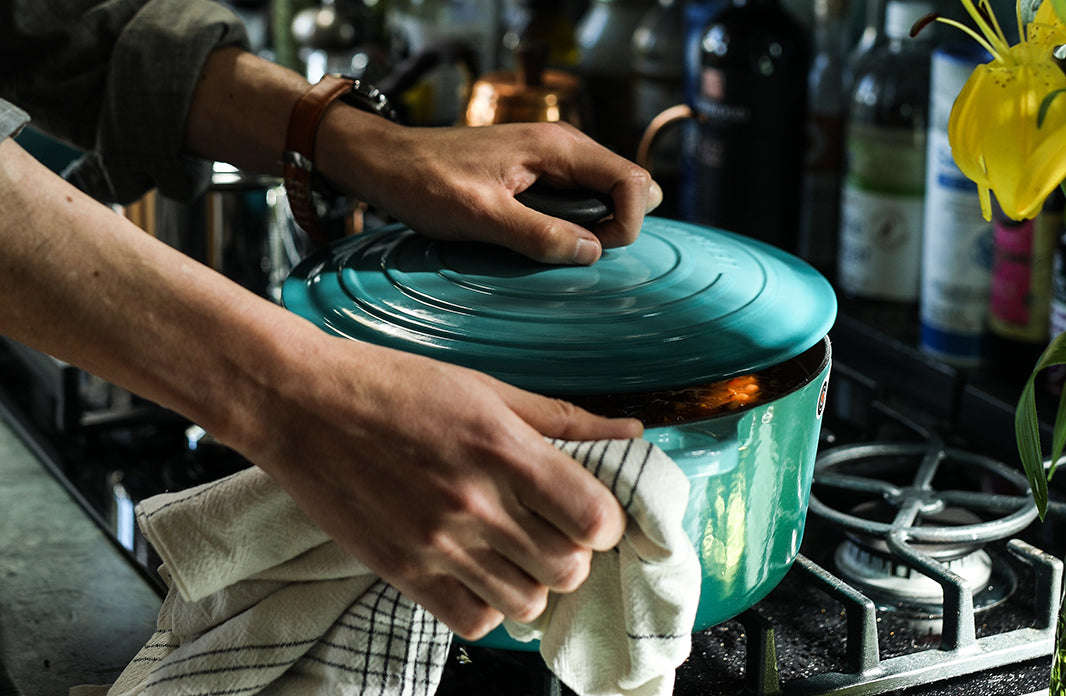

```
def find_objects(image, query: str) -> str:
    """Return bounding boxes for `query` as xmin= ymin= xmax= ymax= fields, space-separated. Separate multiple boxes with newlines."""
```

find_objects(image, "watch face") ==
xmin=337 ymin=77 xmax=397 ymax=122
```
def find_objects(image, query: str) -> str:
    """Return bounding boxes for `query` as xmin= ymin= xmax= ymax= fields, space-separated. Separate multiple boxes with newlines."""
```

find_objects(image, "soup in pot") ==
xmin=565 ymin=347 xmax=818 ymax=427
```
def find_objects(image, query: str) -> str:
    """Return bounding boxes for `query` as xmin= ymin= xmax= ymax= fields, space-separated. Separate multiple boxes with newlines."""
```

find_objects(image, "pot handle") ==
xmin=515 ymin=181 xmax=614 ymax=229
xmin=635 ymin=104 xmax=694 ymax=172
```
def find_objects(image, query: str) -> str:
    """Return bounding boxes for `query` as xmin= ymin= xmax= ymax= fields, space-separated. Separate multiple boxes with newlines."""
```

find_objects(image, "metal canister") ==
xmin=918 ymin=43 xmax=993 ymax=366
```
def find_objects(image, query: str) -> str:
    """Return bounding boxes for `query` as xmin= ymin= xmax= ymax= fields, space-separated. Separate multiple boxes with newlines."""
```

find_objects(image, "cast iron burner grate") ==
xmin=811 ymin=438 xmax=1039 ymax=631
xmin=777 ymin=414 xmax=1061 ymax=695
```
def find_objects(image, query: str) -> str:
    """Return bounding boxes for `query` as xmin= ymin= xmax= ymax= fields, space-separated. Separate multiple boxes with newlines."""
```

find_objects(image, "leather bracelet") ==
xmin=283 ymin=75 xmax=396 ymax=246
xmin=283 ymin=75 xmax=355 ymax=246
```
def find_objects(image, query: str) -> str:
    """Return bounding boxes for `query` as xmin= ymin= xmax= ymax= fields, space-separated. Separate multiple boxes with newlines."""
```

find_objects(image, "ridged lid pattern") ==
xmin=283 ymin=217 xmax=837 ymax=394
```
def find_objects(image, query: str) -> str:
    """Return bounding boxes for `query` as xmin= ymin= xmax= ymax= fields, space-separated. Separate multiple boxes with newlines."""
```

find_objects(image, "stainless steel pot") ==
xmin=122 ymin=163 xmax=321 ymax=302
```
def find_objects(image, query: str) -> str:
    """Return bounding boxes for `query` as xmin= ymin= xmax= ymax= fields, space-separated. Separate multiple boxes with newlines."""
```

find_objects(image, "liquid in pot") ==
xmin=565 ymin=355 xmax=812 ymax=427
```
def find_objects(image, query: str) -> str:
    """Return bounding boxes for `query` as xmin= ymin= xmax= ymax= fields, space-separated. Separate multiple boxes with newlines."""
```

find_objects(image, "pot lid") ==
xmin=282 ymin=217 xmax=837 ymax=394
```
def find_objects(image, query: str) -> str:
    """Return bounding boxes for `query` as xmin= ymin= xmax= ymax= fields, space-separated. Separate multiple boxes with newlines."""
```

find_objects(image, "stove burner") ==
xmin=832 ymin=501 xmax=1003 ymax=606
xmin=835 ymin=538 xmax=993 ymax=605
xmin=808 ymin=439 xmax=1038 ymax=639
xmin=833 ymin=537 xmax=1017 ymax=636
xmin=809 ymin=440 xmax=1038 ymax=548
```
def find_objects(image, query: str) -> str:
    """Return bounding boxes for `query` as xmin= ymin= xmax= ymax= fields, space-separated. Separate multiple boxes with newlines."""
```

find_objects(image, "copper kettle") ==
xmin=462 ymin=43 xmax=584 ymax=127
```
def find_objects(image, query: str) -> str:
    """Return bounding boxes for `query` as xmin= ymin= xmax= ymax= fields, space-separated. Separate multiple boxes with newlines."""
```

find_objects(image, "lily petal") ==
xmin=947 ymin=8 xmax=1066 ymax=222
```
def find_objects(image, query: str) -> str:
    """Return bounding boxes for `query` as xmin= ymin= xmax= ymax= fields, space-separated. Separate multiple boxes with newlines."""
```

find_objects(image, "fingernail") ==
xmin=646 ymin=180 xmax=664 ymax=214
xmin=573 ymin=238 xmax=601 ymax=265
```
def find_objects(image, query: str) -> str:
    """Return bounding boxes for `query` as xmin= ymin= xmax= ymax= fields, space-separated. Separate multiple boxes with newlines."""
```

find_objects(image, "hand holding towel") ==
xmin=505 ymin=438 xmax=701 ymax=696
xmin=95 ymin=437 xmax=699 ymax=696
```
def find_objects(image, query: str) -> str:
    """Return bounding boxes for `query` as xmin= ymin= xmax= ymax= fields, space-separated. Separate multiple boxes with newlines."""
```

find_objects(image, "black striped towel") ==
xmin=506 ymin=439 xmax=700 ymax=696
xmin=95 ymin=438 xmax=698 ymax=696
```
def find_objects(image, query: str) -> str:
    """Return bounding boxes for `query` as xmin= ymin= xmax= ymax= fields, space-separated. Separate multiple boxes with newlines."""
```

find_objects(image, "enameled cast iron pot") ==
xmin=282 ymin=212 xmax=837 ymax=651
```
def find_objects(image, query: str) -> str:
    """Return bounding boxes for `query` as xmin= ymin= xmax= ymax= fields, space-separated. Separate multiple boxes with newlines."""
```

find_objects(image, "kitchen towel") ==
xmin=506 ymin=438 xmax=701 ymax=696
xmin=91 ymin=437 xmax=699 ymax=696
xmin=103 ymin=466 xmax=451 ymax=696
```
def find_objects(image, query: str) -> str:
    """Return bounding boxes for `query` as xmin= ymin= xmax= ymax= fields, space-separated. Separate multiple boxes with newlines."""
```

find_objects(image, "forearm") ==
xmin=182 ymin=46 xmax=307 ymax=176
xmin=0 ymin=137 xmax=310 ymax=448
xmin=182 ymin=46 xmax=403 ymax=201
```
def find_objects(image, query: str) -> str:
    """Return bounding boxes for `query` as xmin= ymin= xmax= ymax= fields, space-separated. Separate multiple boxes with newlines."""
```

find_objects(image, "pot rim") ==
xmin=579 ymin=335 xmax=832 ymax=428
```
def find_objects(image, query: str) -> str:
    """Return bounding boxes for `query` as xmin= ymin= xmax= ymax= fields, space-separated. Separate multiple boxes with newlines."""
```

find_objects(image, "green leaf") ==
xmin=1054 ymin=0 xmax=1066 ymax=25
xmin=1051 ymin=382 xmax=1066 ymax=477
xmin=1017 ymin=382 xmax=1048 ymax=518
xmin=1015 ymin=332 xmax=1066 ymax=518
xmin=1039 ymin=89 xmax=1066 ymax=128
xmin=1023 ymin=0 xmax=1043 ymax=24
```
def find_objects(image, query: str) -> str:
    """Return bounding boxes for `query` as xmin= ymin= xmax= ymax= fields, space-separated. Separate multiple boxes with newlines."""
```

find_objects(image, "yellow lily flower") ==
xmin=939 ymin=0 xmax=1066 ymax=221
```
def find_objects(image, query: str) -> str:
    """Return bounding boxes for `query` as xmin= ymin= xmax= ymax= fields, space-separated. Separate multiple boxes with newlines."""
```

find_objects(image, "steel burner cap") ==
xmin=834 ymin=539 xmax=993 ymax=604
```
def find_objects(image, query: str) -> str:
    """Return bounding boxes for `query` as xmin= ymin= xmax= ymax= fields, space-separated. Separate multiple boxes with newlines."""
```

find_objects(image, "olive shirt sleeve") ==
xmin=0 ymin=0 xmax=250 ymax=205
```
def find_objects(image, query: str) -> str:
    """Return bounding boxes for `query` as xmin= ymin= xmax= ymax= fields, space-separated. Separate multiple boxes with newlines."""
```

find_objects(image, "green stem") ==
xmin=1054 ymin=588 xmax=1066 ymax=694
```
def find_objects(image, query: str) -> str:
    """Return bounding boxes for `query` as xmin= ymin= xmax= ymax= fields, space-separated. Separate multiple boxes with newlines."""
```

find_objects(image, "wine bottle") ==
xmin=799 ymin=0 xmax=848 ymax=274
xmin=837 ymin=0 xmax=934 ymax=301
xmin=691 ymin=0 xmax=811 ymax=251
xmin=678 ymin=0 xmax=727 ymax=222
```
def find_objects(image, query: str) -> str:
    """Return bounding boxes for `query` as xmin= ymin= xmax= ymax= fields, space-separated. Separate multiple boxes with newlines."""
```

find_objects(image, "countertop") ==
xmin=0 ymin=416 xmax=162 ymax=695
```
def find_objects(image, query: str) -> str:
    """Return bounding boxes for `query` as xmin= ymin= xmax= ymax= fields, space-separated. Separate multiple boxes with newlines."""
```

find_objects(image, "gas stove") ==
xmin=1 ymin=300 xmax=1063 ymax=696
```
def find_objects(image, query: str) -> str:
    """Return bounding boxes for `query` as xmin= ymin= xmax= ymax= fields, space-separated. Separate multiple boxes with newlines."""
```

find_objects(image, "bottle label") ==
xmin=843 ymin=124 xmax=926 ymax=195
xmin=919 ymin=124 xmax=993 ymax=361
xmin=839 ymin=125 xmax=926 ymax=300
xmin=690 ymin=60 xmax=807 ymax=248
xmin=988 ymin=211 xmax=1058 ymax=340
xmin=696 ymin=68 xmax=751 ymax=127
xmin=990 ymin=219 xmax=1036 ymax=326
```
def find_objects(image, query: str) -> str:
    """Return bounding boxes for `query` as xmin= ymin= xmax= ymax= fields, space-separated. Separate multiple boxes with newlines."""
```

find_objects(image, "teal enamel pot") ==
xmin=282 ymin=214 xmax=836 ymax=651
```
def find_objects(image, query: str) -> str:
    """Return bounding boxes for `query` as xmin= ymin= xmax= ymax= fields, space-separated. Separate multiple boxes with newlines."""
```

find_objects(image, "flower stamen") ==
xmin=956 ymin=0 xmax=1014 ymax=58
xmin=935 ymin=16 xmax=1004 ymax=57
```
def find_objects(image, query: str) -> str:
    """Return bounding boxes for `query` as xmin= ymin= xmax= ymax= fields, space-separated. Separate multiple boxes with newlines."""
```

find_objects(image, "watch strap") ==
xmin=283 ymin=75 xmax=356 ymax=246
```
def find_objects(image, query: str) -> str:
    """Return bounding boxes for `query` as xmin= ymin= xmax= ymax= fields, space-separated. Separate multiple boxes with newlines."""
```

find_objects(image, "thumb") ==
xmin=494 ymin=199 xmax=605 ymax=265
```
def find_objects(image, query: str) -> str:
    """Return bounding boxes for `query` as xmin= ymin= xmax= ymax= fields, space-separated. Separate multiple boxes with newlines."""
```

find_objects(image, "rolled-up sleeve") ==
xmin=0 ymin=99 xmax=30 ymax=142
xmin=1 ymin=0 xmax=249 ymax=204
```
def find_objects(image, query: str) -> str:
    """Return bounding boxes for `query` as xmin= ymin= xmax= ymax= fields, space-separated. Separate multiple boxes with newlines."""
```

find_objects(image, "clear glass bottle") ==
xmin=574 ymin=0 xmax=653 ymax=157
xmin=799 ymin=0 xmax=848 ymax=275
xmin=837 ymin=0 xmax=934 ymax=302
xmin=844 ymin=0 xmax=883 ymax=91
xmin=631 ymin=0 xmax=684 ymax=217
xmin=691 ymin=0 xmax=811 ymax=251
xmin=386 ymin=0 xmax=502 ymax=125
xmin=918 ymin=43 xmax=995 ymax=367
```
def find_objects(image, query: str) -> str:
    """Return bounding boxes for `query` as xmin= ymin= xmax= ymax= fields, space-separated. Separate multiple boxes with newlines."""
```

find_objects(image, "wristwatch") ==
xmin=282 ymin=75 xmax=396 ymax=245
